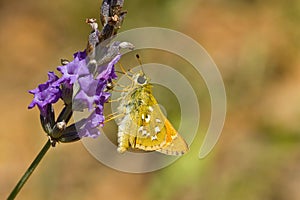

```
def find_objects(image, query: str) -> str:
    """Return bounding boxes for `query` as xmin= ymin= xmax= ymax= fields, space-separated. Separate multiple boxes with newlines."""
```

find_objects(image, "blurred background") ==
xmin=1 ymin=0 xmax=300 ymax=199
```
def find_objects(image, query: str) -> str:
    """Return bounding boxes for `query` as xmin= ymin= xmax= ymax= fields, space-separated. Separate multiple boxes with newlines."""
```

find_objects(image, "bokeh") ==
xmin=1 ymin=0 xmax=299 ymax=199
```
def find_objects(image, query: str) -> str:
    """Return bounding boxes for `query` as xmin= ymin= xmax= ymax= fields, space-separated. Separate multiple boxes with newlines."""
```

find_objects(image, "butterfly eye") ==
xmin=137 ymin=75 xmax=147 ymax=85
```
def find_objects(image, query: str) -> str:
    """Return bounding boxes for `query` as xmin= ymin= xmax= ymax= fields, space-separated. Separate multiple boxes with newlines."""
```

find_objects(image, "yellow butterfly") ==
xmin=114 ymin=62 xmax=189 ymax=156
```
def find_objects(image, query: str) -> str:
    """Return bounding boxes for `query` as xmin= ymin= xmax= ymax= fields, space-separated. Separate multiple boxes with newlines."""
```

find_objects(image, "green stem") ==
xmin=7 ymin=140 xmax=51 ymax=200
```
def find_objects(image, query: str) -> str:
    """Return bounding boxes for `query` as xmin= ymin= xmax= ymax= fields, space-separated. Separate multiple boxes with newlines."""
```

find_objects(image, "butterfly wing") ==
xmin=133 ymin=99 xmax=189 ymax=155
xmin=134 ymin=104 xmax=168 ymax=151
xmin=117 ymin=85 xmax=167 ymax=152
xmin=117 ymin=83 xmax=188 ymax=156
xmin=155 ymin=118 xmax=189 ymax=156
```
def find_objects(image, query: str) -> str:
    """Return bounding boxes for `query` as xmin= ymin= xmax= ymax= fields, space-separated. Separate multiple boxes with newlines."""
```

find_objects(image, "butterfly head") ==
xmin=133 ymin=71 xmax=149 ymax=86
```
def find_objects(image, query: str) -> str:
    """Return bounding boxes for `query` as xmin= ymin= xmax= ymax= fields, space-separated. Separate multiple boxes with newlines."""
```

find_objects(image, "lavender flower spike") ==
xmin=97 ymin=53 xmax=120 ymax=80
xmin=57 ymin=51 xmax=89 ymax=88
xmin=73 ymin=53 xmax=121 ymax=138
xmin=74 ymin=53 xmax=121 ymax=111
xmin=28 ymin=72 xmax=61 ymax=117
xmin=77 ymin=107 xmax=104 ymax=138
xmin=73 ymin=75 xmax=102 ymax=111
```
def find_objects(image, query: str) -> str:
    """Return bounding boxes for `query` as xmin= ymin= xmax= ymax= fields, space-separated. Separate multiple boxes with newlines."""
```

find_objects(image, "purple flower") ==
xmin=72 ymin=54 xmax=121 ymax=138
xmin=73 ymin=54 xmax=120 ymax=110
xmin=28 ymin=72 xmax=61 ymax=117
xmin=57 ymin=51 xmax=89 ymax=88
xmin=73 ymin=75 xmax=102 ymax=111
xmin=77 ymin=107 xmax=104 ymax=138
xmin=73 ymin=75 xmax=110 ymax=109
xmin=27 ymin=15 xmax=130 ymax=141
xmin=97 ymin=54 xmax=120 ymax=80
xmin=73 ymin=50 xmax=87 ymax=61
xmin=95 ymin=85 xmax=111 ymax=107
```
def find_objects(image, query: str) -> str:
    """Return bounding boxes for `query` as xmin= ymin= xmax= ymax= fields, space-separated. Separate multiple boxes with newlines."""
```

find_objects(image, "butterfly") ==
xmin=114 ymin=62 xmax=189 ymax=156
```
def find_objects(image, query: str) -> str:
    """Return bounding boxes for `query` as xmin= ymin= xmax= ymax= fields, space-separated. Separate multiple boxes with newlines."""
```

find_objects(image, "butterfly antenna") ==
xmin=136 ymin=54 xmax=145 ymax=75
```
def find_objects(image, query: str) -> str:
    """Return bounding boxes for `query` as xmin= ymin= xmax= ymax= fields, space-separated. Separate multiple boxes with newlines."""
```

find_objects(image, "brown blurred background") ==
xmin=1 ymin=0 xmax=300 ymax=199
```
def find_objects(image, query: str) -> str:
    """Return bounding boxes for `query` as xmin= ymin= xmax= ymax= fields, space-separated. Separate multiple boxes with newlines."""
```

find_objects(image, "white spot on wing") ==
xmin=151 ymin=135 xmax=158 ymax=141
xmin=156 ymin=118 xmax=162 ymax=123
xmin=138 ymin=126 xmax=143 ymax=133
xmin=142 ymin=130 xmax=148 ymax=137
xmin=155 ymin=126 xmax=160 ymax=134
xmin=148 ymin=106 xmax=153 ymax=112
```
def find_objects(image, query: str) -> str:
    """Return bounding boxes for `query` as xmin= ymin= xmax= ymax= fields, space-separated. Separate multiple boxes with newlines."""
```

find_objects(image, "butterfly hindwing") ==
xmin=156 ymin=119 xmax=189 ymax=155
xmin=134 ymin=104 xmax=167 ymax=151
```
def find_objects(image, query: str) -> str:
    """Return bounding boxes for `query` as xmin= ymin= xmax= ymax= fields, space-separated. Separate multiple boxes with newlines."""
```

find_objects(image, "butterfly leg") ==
xmin=104 ymin=112 xmax=124 ymax=123
xmin=112 ymin=81 xmax=127 ymax=88
xmin=125 ymin=67 xmax=134 ymax=74
xmin=107 ymin=96 xmax=123 ymax=103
